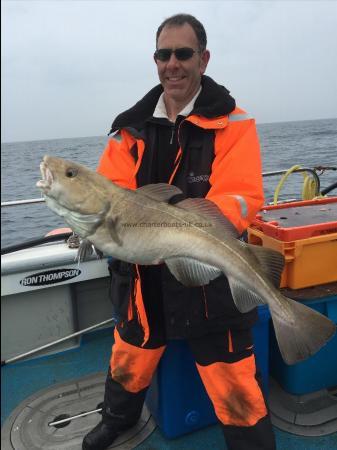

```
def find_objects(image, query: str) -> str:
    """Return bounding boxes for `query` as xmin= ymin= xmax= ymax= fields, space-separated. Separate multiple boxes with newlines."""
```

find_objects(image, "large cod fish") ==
xmin=37 ymin=155 xmax=335 ymax=365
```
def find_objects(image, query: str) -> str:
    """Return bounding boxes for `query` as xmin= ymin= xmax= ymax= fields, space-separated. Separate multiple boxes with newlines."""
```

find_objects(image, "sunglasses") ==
xmin=154 ymin=47 xmax=199 ymax=62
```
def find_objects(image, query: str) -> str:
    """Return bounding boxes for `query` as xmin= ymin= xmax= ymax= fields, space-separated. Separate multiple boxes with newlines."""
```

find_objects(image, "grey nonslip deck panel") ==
xmin=1 ymin=372 xmax=156 ymax=450
xmin=269 ymin=377 xmax=337 ymax=436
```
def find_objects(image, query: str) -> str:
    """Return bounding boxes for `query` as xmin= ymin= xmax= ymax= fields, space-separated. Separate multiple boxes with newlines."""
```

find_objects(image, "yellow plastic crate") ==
xmin=247 ymin=227 xmax=337 ymax=289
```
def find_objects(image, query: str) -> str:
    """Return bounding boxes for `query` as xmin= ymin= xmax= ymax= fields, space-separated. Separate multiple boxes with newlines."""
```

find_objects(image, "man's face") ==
xmin=155 ymin=23 xmax=210 ymax=104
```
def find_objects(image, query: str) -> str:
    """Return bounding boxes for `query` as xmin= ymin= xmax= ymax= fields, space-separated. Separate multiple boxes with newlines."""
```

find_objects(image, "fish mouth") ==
xmin=36 ymin=161 xmax=54 ymax=192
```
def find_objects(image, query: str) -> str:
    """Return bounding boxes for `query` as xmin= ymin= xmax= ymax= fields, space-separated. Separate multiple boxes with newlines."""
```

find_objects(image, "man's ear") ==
xmin=200 ymin=50 xmax=210 ymax=74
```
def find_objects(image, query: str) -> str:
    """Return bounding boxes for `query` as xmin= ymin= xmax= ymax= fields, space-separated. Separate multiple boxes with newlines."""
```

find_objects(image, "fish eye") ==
xmin=65 ymin=167 xmax=78 ymax=178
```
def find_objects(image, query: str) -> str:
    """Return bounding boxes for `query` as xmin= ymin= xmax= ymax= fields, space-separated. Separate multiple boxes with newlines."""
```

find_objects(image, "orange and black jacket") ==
xmin=98 ymin=75 xmax=264 ymax=347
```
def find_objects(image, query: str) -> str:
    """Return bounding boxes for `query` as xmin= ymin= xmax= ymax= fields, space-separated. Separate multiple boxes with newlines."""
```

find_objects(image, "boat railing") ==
xmin=1 ymin=198 xmax=46 ymax=207
xmin=1 ymin=166 xmax=336 ymax=208
xmin=263 ymin=167 xmax=321 ymax=196
xmin=1 ymin=166 xmax=336 ymax=255
xmin=1 ymin=318 xmax=116 ymax=367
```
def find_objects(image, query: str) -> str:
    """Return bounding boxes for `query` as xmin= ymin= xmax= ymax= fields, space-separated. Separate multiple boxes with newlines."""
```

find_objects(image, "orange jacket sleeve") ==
xmin=97 ymin=130 xmax=138 ymax=190
xmin=207 ymin=115 xmax=264 ymax=233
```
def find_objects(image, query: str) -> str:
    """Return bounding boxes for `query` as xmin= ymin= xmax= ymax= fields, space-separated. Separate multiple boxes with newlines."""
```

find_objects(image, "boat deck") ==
xmin=2 ymin=327 xmax=337 ymax=449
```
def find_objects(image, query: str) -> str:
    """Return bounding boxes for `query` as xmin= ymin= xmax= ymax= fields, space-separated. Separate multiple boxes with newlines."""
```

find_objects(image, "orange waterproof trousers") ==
xmin=104 ymin=327 xmax=276 ymax=450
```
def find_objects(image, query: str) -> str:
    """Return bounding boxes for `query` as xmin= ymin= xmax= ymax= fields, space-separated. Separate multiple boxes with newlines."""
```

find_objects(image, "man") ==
xmin=83 ymin=13 xmax=276 ymax=450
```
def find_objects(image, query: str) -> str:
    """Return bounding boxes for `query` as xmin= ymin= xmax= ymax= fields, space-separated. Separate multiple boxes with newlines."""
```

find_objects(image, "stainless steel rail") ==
xmin=48 ymin=408 xmax=103 ymax=427
xmin=1 ymin=318 xmax=115 ymax=366
xmin=1 ymin=198 xmax=45 ymax=207
xmin=262 ymin=167 xmax=321 ymax=196
xmin=3 ymin=167 xmax=335 ymax=208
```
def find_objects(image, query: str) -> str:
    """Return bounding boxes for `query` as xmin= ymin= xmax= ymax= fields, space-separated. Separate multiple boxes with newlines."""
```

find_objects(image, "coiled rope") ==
xmin=273 ymin=165 xmax=321 ymax=205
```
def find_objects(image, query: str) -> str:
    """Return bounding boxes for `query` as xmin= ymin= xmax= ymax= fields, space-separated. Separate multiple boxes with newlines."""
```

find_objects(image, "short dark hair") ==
xmin=156 ymin=14 xmax=207 ymax=51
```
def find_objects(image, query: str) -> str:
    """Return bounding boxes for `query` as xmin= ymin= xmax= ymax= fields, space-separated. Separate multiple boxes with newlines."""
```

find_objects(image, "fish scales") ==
xmin=37 ymin=155 xmax=336 ymax=365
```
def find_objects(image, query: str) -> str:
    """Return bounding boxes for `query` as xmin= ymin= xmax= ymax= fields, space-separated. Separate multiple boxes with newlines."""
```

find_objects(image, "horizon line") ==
xmin=1 ymin=117 xmax=336 ymax=145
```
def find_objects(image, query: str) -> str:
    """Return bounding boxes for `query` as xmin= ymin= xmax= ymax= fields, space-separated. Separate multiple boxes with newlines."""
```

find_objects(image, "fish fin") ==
xmin=176 ymin=198 xmax=239 ymax=238
xmin=270 ymin=296 xmax=336 ymax=365
xmin=76 ymin=239 xmax=103 ymax=262
xmin=136 ymin=183 xmax=182 ymax=202
xmin=241 ymin=243 xmax=285 ymax=288
xmin=227 ymin=277 xmax=265 ymax=312
xmin=76 ymin=239 xmax=94 ymax=262
xmin=165 ymin=257 xmax=222 ymax=286
xmin=106 ymin=217 xmax=123 ymax=246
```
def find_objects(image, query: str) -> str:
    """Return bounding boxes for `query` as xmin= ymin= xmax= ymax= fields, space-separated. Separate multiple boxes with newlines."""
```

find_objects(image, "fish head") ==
xmin=36 ymin=155 xmax=112 ymax=236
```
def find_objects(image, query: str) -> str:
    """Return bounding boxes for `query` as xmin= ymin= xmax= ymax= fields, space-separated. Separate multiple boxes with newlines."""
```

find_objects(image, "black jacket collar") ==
xmin=109 ymin=75 xmax=236 ymax=134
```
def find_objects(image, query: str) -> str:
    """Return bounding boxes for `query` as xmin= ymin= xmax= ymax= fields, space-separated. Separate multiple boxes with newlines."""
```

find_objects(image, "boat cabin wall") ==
xmin=1 ymin=277 xmax=113 ymax=362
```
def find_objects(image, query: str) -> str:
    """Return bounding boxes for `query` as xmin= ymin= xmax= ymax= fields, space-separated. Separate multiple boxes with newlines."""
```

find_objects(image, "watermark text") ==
xmin=121 ymin=221 xmax=213 ymax=229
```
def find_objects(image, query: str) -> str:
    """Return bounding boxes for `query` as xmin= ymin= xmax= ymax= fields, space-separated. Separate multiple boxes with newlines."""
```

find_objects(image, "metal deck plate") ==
xmin=269 ymin=377 xmax=337 ymax=436
xmin=1 ymin=372 xmax=156 ymax=449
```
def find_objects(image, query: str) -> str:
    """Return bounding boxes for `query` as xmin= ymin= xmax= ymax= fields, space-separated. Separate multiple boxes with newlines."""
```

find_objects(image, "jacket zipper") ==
xmin=202 ymin=286 xmax=209 ymax=319
xmin=169 ymin=125 xmax=175 ymax=145
xmin=168 ymin=119 xmax=185 ymax=184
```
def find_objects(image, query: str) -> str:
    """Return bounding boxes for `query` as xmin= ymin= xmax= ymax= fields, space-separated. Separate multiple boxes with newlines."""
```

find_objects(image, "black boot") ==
xmin=82 ymin=367 xmax=147 ymax=449
xmin=82 ymin=420 xmax=120 ymax=450
xmin=221 ymin=415 xmax=276 ymax=450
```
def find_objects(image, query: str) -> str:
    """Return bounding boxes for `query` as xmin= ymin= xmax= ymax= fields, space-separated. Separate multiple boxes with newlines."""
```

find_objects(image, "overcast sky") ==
xmin=2 ymin=0 xmax=337 ymax=143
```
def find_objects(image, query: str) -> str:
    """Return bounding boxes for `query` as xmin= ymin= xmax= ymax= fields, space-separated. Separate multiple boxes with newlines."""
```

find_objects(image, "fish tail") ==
xmin=270 ymin=295 xmax=336 ymax=365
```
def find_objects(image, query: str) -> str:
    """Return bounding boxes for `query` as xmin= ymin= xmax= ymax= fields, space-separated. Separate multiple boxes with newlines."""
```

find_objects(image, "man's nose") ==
xmin=166 ymin=53 xmax=180 ymax=68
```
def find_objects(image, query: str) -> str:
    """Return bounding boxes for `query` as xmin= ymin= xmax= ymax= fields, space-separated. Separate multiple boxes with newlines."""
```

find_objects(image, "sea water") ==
xmin=1 ymin=118 xmax=336 ymax=248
